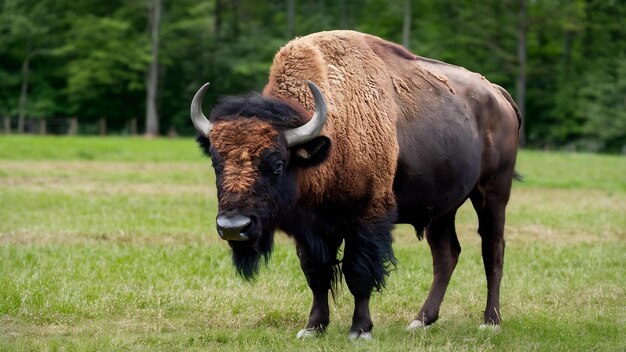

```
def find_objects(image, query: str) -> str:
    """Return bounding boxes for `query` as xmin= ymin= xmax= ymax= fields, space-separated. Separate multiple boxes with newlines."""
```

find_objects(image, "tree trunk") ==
xmin=129 ymin=118 xmax=137 ymax=136
xmin=287 ymin=0 xmax=295 ymax=38
xmin=68 ymin=118 xmax=78 ymax=135
xmin=583 ymin=0 xmax=593 ymax=57
xmin=38 ymin=119 xmax=46 ymax=135
xmin=215 ymin=0 xmax=222 ymax=40
xmin=232 ymin=0 xmax=240 ymax=38
xmin=339 ymin=0 xmax=349 ymax=28
xmin=145 ymin=0 xmax=162 ymax=137
xmin=402 ymin=0 xmax=412 ymax=49
xmin=563 ymin=29 xmax=573 ymax=76
xmin=516 ymin=0 xmax=527 ymax=146
xmin=3 ymin=116 xmax=11 ymax=134
xmin=99 ymin=118 xmax=107 ymax=136
xmin=18 ymin=38 xmax=32 ymax=134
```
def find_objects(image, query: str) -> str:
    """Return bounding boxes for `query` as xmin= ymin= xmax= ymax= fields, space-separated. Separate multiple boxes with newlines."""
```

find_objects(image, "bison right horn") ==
xmin=284 ymin=81 xmax=328 ymax=147
xmin=190 ymin=82 xmax=213 ymax=136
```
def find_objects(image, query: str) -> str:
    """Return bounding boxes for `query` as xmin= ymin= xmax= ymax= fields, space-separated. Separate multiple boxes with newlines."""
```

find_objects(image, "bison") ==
xmin=191 ymin=30 xmax=521 ymax=339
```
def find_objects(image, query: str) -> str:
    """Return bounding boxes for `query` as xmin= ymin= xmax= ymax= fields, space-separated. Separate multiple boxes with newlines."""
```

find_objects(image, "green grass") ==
xmin=1 ymin=136 xmax=625 ymax=351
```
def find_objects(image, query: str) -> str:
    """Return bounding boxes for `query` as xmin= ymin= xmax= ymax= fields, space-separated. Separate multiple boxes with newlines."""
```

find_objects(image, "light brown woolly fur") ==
xmin=263 ymin=31 xmax=401 ymax=219
xmin=262 ymin=30 xmax=518 ymax=220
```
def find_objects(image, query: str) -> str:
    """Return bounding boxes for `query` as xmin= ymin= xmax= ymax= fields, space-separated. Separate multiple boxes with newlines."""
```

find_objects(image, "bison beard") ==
xmin=229 ymin=230 xmax=274 ymax=280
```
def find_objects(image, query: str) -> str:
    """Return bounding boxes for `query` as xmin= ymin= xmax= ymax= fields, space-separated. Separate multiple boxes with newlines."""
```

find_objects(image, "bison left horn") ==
xmin=284 ymin=81 xmax=328 ymax=147
xmin=190 ymin=82 xmax=213 ymax=136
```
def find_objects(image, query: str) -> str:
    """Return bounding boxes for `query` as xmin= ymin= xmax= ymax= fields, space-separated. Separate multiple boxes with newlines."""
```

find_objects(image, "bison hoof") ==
xmin=406 ymin=319 xmax=433 ymax=331
xmin=296 ymin=328 xmax=318 ymax=339
xmin=479 ymin=323 xmax=501 ymax=331
xmin=348 ymin=331 xmax=373 ymax=340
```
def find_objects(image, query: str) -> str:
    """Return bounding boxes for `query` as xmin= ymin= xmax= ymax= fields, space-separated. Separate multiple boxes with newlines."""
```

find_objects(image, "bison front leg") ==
xmin=295 ymin=239 xmax=341 ymax=338
xmin=342 ymin=219 xmax=396 ymax=339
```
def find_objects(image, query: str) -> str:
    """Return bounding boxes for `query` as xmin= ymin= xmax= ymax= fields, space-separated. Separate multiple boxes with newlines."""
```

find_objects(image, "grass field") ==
xmin=1 ymin=135 xmax=625 ymax=351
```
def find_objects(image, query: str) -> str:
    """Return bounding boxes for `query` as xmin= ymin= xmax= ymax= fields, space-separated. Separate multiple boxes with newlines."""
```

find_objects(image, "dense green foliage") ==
xmin=1 ymin=0 xmax=624 ymax=151
xmin=1 ymin=136 xmax=625 ymax=350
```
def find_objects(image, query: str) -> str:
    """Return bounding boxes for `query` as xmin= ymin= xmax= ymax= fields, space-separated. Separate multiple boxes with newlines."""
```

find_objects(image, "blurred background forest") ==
xmin=0 ymin=0 xmax=624 ymax=152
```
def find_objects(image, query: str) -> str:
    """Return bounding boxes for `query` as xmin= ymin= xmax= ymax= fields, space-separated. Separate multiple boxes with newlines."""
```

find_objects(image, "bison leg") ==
xmin=470 ymin=174 xmax=513 ymax=326
xmin=295 ymin=237 xmax=341 ymax=338
xmin=409 ymin=211 xmax=461 ymax=329
xmin=342 ymin=218 xmax=396 ymax=339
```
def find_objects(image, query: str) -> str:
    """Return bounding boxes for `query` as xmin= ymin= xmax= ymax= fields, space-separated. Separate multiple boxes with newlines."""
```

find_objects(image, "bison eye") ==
xmin=272 ymin=161 xmax=284 ymax=176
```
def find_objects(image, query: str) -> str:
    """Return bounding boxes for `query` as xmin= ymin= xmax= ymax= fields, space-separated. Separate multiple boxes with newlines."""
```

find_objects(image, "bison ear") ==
xmin=290 ymin=136 xmax=330 ymax=168
xmin=196 ymin=134 xmax=212 ymax=157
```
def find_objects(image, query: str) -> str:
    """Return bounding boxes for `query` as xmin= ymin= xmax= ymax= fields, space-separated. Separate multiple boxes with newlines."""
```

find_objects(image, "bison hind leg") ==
xmin=409 ymin=210 xmax=461 ymax=329
xmin=470 ymin=171 xmax=514 ymax=326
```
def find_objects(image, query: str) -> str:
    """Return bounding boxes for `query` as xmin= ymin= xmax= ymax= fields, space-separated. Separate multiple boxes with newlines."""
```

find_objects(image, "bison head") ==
xmin=191 ymin=81 xmax=330 ymax=279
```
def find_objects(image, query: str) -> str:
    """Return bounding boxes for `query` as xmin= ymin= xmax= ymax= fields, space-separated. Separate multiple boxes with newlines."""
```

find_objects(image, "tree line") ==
xmin=0 ymin=0 xmax=624 ymax=152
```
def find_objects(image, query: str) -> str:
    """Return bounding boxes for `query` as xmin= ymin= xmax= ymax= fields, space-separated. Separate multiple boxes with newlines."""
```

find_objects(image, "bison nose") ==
xmin=216 ymin=214 xmax=252 ymax=241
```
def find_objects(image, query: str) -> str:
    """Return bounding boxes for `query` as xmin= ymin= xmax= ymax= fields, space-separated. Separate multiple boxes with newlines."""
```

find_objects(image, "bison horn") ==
xmin=284 ymin=81 xmax=328 ymax=147
xmin=190 ymin=82 xmax=213 ymax=136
